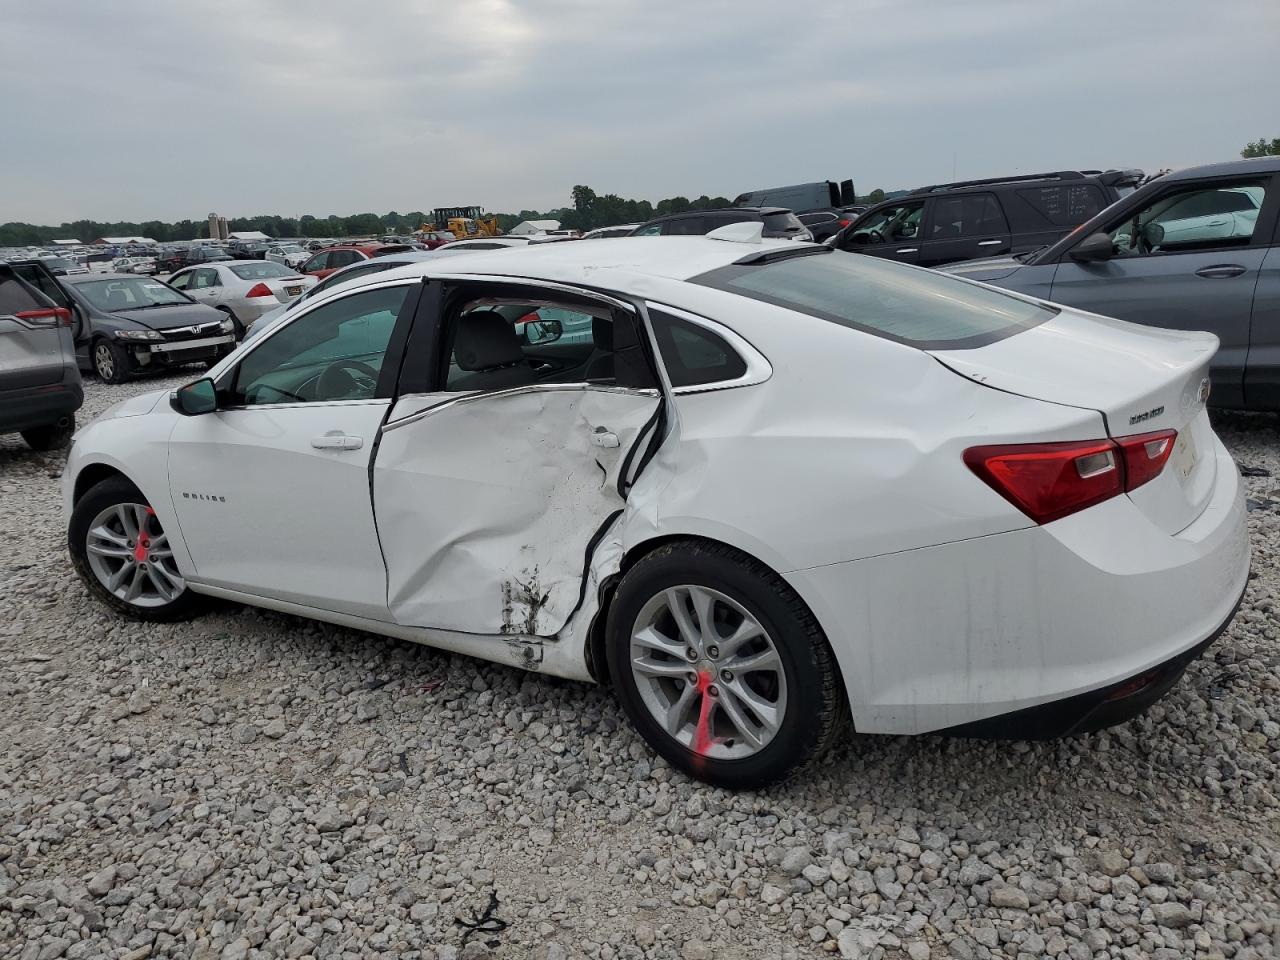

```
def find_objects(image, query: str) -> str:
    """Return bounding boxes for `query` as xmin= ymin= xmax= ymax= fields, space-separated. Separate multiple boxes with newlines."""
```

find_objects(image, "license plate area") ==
xmin=286 ymin=285 xmax=302 ymax=296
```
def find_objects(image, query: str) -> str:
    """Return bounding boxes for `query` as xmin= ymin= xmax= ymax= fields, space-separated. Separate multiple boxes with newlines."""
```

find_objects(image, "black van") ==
xmin=830 ymin=169 xmax=1143 ymax=267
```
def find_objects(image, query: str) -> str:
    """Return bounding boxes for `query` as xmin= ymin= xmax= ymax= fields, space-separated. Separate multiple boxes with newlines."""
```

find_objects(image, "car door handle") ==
xmin=590 ymin=427 xmax=620 ymax=448
xmin=1195 ymin=264 xmax=1247 ymax=279
xmin=311 ymin=434 xmax=363 ymax=450
xmin=895 ymin=248 xmax=918 ymax=254
xmin=977 ymin=239 xmax=1004 ymax=247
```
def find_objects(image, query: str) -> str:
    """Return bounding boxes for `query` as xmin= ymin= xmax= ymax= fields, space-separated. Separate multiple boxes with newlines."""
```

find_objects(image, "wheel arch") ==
xmin=73 ymin=461 xmax=135 ymax=505
xmin=586 ymin=532 xmax=845 ymax=700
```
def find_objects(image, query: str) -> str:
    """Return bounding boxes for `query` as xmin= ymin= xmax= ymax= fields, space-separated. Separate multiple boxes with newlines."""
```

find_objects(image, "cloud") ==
xmin=0 ymin=0 xmax=1276 ymax=223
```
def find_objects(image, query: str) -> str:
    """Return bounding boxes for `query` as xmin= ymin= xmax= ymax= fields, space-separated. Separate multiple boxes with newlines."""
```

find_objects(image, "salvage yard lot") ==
xmin=3 ymin=374 xmax=1278 ymax=959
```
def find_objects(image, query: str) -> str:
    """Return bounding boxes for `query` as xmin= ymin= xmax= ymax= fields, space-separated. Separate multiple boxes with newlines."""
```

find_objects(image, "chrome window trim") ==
xmin=212 ymin=397 xmax=390 ymax=414
xmin=437 ymin=274 xmax=637 ymax=314
xmin=383 ymin=383 xmax=659 ymax=432
xmin=642 ymin=301 xmax=772 ymax=395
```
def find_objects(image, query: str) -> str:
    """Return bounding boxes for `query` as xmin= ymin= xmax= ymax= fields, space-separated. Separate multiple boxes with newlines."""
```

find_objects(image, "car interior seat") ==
xmin=583 ymin=317 xmax=614 ymax=382
xmin=449 ymin=310 xmax=538 ymax=391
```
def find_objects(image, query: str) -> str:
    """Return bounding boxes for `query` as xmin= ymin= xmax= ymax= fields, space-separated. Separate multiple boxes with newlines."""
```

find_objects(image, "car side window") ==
xmin=231 ymin=285 xmax=409 ymax=406
xmin=303 ymin=253 xmax=328 ymax=272
xmin=633 ymin=223 xmax=662 ymax=237
xmin=1106 ymin=179 xmax=1268 ymax=257
xmin=329 ymin=250 xmax=361 ymax=268
xmin=192 ymin=269 xmax=219 ymax=290
xmin=648 ymin=309 xmax=747 ymax=388
xmin=664 ymin=217 xmax=708 ymax=236
xmin=168 ymin=271 xmax=191 ymax=290
xmin=845 ymin=202 xmax=925 ymax=246
xmin=929 ymin=193 xmax=1009 ymax=238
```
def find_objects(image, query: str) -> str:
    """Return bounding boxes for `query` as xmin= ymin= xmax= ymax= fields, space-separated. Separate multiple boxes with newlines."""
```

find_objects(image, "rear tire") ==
xmin=69 ymin=476 xmax=203 ymax=622
xmin=606 ymin=539 xmax=844 ymax=789
xmin=92 ymin=337 xmax=131 ymax=383
xmin=21 ymin=415 xmax=75 ymax=451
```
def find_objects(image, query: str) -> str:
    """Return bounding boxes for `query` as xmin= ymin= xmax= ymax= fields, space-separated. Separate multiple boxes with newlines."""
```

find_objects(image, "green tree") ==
xmin=1242 ymin=137 xmax=1280 ymax=158
xmin=865 ymin=188 xmax=886 ymax=203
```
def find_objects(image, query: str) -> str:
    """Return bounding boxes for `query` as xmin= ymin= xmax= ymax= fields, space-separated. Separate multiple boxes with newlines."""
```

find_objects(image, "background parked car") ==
xmin=111 ymin=256 xmax=158 ymax=275
xmin=581 ymin=225 xmax=641 ymax=240
xmin=298 ymin=242 xmax=415 ymax=279
xmin=168 ymin=260 xmax=316 ymax=337
xmin=156 ymin=245 xmax=232 ymax=274
xmin=27 ymin=255 xmax=89 ymax=277
xmin=830 ymin=169 xmax=1144 ymax=267
xmin=0 ymin=261 xmax=82 ymax=450
xmin=630 ymin=207 xmax=812 ymax=241
xmin=56 ymin=273 xmax=235 ymax=382
xmin=243 ymin=245 xmax=497 ymax=340
xmin=797 ymin=206 xmax=868 ymax=242
xmin=941 ymin=157 xmax=1280 ymax=410
xmin=265 ymin=244 xmax=310 ymax=269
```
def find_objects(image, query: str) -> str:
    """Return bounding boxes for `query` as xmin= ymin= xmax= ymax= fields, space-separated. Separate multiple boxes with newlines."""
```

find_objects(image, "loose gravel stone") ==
xmin=3 ymin=376 xmax=1279 ymax=959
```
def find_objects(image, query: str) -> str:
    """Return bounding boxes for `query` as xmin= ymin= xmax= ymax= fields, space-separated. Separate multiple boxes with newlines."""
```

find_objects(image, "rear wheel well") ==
xmin=587 ymin=534 xmax=807 ymax=687
xmin=73 ymin=464 xmax=133 ymax=505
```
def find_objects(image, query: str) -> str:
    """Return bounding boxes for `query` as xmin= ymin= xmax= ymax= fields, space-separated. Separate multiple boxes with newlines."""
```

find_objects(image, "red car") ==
xmin=298 ymin=243 xmax=414 ymax=280
xmin=417 ymin=231 xmax=457 ymax=250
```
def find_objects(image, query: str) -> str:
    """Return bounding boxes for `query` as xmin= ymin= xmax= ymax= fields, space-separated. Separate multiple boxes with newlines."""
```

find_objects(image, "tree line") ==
xmin=0 ymin=182 xmax=897 ymax=248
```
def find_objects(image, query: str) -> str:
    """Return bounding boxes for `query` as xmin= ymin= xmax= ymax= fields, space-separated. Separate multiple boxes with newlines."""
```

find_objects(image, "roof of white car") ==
xmin=377 ymin=236 xmax=802 ymax=291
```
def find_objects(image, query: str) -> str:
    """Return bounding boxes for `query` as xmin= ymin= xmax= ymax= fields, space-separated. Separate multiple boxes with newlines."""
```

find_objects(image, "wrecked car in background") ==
xmin=63 ymin=230 xmax=1248 ymax=788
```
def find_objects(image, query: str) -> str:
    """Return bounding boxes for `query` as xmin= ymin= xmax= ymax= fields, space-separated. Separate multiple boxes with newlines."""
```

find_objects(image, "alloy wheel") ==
xmin=628 ymin=584 xmax=787 ymax=760
xmin=84 ymin=503 xmax=184 ymax=608
xmin=94 ymin=343 xmax=115 ymax=380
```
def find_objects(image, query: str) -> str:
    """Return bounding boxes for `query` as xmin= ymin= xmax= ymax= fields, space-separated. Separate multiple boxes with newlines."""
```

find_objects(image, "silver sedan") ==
xmin=166 ymin=261 xmax=317 ymax=337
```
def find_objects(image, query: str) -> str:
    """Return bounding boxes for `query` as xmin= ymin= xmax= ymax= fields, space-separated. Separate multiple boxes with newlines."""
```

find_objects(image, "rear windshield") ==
xmin=761 ymin=211 xmax=804 ymax=233
xmin=0 ymin=268 xmax=50 ymax=315
xmin=229 ymin=261 xmax=295 ymax=280
xmin=694 ymin=251 xmax=1054 ymax=349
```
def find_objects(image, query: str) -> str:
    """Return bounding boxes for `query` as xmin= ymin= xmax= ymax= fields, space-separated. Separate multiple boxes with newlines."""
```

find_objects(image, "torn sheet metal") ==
xmin=374 ymin=386 xmax=659 ymax=637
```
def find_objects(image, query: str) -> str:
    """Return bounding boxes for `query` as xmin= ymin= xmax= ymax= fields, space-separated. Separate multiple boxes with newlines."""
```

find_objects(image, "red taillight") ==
xmin=15 ymin=307 xmax=72 ymax=327
xmin=245 ymin=283 xmax=274 ymax=298
xmin=1116 ymin=429 xmax=1176 ymax=492
xmin=838 ymin=219 xmax=851 ymax=227
xmin=964 ymin=429 xmax=1178 ymax=524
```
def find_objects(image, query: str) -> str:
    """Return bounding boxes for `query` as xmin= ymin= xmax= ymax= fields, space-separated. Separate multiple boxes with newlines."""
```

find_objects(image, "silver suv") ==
xmin=0 ymin=262 xmax=83 ymax=450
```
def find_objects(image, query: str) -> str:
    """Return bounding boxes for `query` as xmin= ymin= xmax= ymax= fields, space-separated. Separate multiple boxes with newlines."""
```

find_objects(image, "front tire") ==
xmin=69 ymin=476 xmax=202 ymax=621
xmin=606 ymin=540 xmax=844 ymax=789
xmin=92 ymin=337 xmax=131 ymax=383
xmin=21 ymin=415 xmax=75 ymax=451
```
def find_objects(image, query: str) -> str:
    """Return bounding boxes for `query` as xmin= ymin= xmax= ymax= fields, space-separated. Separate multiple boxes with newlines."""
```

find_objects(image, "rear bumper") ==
xmin=786 ymin=433 xmax=1250 ymax=735
xmin=939 ymin=576 xmax=1245 ymax=738
xmin=0 ymin=368 xmax=83 ymax=433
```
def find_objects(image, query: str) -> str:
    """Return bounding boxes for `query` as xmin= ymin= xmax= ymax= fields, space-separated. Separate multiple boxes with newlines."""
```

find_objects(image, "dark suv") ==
xmin=830 ymin=169 xmax=1143 ymax=267
xmin=0 ymin=261 xmax=83 ymax=450
xmin=630 ymin=207 xmax=813 ymax=242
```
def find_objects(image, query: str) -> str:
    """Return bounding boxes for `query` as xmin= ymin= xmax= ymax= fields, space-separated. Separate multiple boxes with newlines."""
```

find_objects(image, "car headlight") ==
xmin=218 ymin=318 xmax=235 ymax=334
xmin=114 ymin=329 xmax=164 ymax=342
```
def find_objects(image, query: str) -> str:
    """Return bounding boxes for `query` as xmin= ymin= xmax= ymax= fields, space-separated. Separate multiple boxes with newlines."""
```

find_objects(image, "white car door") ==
xmin=373 ymin=283 xmax=663 ymax=637
xmin=186 ymin=267 xmax=223 ymax=306
xmin=167 ymin=280 xmax=420 ymax=618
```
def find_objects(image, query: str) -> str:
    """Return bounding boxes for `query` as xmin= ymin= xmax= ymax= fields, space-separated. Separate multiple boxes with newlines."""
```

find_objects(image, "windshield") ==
xmin=695 ymin=250 xmax=1054 ymax=349
xmin=229 ymin=261 xmax=296 ymax=281
xmin=76 ymin=278 xmax=189 ymax=311
xmin=275 ymin=244 xmax=305 ymax=254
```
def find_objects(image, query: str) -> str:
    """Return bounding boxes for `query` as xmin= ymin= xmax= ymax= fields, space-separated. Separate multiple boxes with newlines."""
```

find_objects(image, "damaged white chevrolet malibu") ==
xmin=63 ymin=225 xmax=1250 ymax=788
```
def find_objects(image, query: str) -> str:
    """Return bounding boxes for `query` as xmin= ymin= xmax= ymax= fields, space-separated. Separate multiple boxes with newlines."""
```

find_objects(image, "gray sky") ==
xmin=2 ymin=0 xmax=1276 ymax=224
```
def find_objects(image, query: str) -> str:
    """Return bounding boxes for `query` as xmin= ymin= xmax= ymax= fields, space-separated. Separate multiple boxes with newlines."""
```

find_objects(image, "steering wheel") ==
xmin=863 ymin=228 xmax=884 ymax=243
xmin=316 ymin=359 xmax=379 ymax=399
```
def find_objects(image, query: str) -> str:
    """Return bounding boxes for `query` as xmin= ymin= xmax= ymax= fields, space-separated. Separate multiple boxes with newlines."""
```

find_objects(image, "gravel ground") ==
xmin=2 ymin=371 xmax=1278 ymax=960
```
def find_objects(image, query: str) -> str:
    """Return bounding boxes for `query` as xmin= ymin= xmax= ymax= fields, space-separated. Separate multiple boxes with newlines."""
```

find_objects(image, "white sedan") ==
xmin=166 ymin=260 xmax=316 ymax=337
xmin=62 ymin=227 xmax=1249 ymax=788
xmin=265 ymin=244 xmax=311 ymax=269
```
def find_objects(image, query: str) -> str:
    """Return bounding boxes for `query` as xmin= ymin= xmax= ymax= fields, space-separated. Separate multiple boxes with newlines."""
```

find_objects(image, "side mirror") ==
xmin=522 ymin=318 xmax=563 ymax=345
xmin=170 ymin=378 xmax=218 ymax=416
xmin=1069 ymin=231 xmax=1115 ymax=263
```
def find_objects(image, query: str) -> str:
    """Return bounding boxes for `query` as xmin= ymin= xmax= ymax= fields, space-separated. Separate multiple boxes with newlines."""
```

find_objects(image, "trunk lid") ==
xmin=265 ymin=278 xmax=309 ymax=303
xmin=932 ymin=308 xmax=1219 ymax=534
